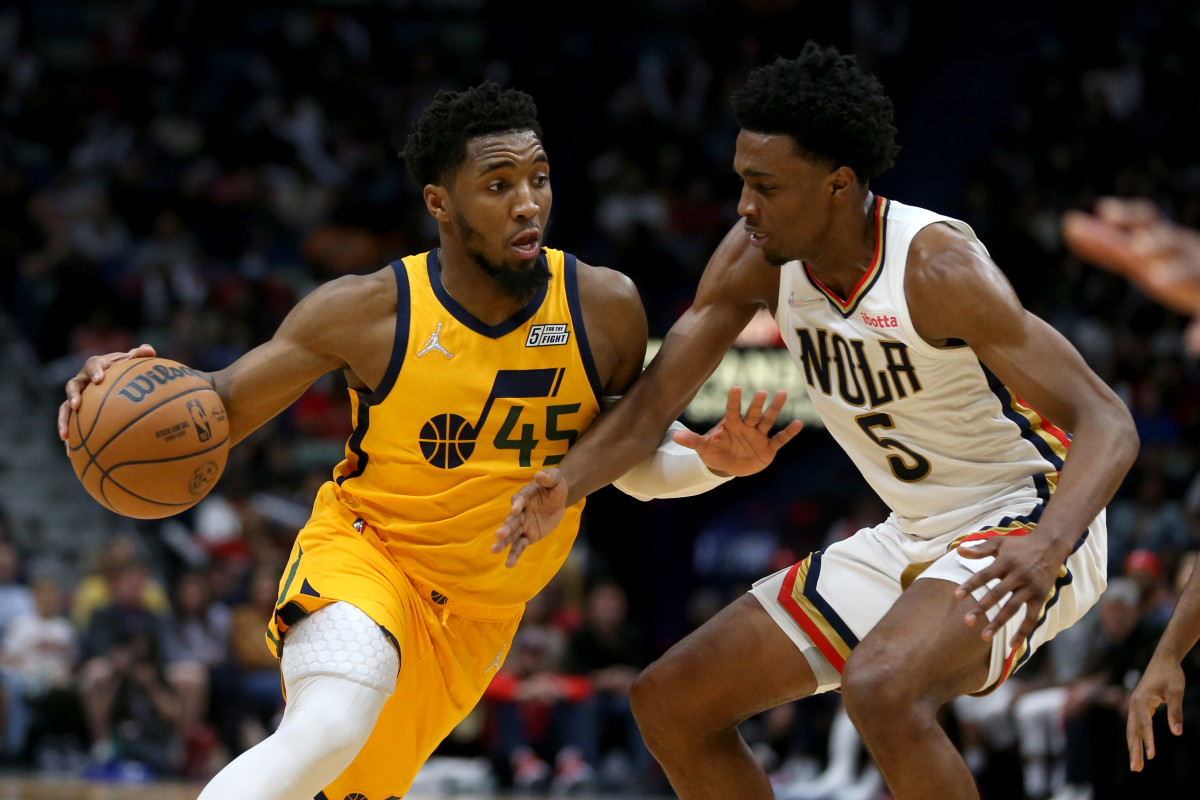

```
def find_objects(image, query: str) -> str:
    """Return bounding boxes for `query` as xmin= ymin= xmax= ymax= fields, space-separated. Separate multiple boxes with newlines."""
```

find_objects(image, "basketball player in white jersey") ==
xmin=495 ymin=43 xmax=1139 ymax=799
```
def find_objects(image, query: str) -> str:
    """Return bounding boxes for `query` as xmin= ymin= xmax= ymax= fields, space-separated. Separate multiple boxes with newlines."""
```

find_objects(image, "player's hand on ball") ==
xmin=493 ymin=469 xmax=568 ymax=568
xmin=58 ymin=343 xmax=157 ymax=445
xmin=673 ymin=386 xmax=803 ymax=477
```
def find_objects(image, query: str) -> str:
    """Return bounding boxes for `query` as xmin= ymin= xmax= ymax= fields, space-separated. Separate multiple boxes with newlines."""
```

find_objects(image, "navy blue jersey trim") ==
xmin=980 ymin=362 xmax=1065 ymax=472
xmin=335 ymin=399 xmax=370 ymax=486
xmin=360 ymin=260 xmax=410 ymax=404
xmin=563 ymin=253 xmax=603 ymax=400
xmin=337 ymin=261 xmax=409 ymax=487
xmin=427 ymin=249 xmax=548 ymax=338
xmin=805 ymin=550 xmax=861 ymax=649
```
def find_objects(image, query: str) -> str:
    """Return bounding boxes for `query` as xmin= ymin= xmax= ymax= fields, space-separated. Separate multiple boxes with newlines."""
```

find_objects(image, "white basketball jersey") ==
xmin=775 ymin=197 xmax=1071 ymax=539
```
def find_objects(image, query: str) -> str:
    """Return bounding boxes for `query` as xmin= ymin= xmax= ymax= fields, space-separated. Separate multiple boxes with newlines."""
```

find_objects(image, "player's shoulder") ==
xmin=903 ymin=214 xmax=1022 ymax=331
xmin=304 ymin=265 xmax=400 ymax=316
xmin=572 ymin=258 xmax=644 ymax=317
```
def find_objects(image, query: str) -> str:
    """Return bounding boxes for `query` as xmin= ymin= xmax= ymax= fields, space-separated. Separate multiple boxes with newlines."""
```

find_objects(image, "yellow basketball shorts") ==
xmin=268 ymin=488 xmax=523 ymax=800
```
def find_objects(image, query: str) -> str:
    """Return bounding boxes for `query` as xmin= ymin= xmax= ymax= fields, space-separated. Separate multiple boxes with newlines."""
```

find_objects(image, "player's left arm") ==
xmin=905 ymin=223 xmax=1139 ymax=648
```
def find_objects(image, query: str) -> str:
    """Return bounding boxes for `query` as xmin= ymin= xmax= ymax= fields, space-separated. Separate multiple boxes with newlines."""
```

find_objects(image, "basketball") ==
xmin=66 ymin=357 xmax=230 ymax=519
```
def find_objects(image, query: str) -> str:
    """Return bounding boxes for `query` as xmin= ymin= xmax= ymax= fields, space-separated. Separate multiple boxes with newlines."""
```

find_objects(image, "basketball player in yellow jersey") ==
xmin=57 ymin=83 xmax=802 ymax=800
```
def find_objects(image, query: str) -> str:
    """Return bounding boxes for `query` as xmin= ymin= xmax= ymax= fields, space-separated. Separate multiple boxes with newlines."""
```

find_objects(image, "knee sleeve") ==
xmin=281 ymin=601 xmax=400 ymax=694
xmin=196 ymin=672 xmax=390 ymax=800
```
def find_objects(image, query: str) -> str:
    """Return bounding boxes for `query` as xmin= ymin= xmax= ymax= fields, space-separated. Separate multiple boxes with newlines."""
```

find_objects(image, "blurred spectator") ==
xmin=769 ymin=699 xmax=884 ymax=800
xmin=1106 ymin=471 xmax=1191 ymax=575
xmin=564 ymin=578 xmax=654 ymax=791
xmin=0 ymin=577 xmax=79 ymax=765
xmin=71 ymin=535 xmax=169 ymax=631
xmin=163 ymin=568 xmax=231 ymax=779
xmin=77 ymin=559 xmax=180 ymax=777
xmin=1124 ymin=548 xmax=1175 ymax=628
xmin=0 ymin=542 xmax=35 ymax=642
xmin=1057 ymin=578 xmax=1165 ymax=799
xmin=216 ymin=561 xmax=283 ymax=755
xmin=484 ymin=589 xmax=593 ymax=794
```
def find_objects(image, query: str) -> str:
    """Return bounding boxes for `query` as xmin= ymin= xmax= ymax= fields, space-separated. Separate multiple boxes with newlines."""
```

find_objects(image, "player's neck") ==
xmin=436 ymin=244 xmax=537 ymax=325
xmin=802 ymin=192 xmax=879 ymax=299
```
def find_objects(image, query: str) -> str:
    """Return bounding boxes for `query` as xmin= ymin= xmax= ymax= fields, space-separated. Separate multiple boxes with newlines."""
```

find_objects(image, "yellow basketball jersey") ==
xmin=323 ymin=248 xmax=602 ymax=609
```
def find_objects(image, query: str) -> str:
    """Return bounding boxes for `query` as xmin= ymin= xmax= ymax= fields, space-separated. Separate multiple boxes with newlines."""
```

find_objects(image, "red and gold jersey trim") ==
xmin=803 ymin=196 xmax=889 ymax=318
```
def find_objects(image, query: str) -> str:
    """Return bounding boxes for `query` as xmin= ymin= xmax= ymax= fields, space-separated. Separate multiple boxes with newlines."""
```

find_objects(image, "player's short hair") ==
xmin=731 ymin=41 xmax=900 ymax=181
xmin=400 ymin=82 xmax=543 ymax=187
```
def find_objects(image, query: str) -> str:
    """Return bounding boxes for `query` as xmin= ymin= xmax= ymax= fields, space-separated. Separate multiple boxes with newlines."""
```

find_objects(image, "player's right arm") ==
xmin=58 ymin=269 xmax=397 ymax=448
xmin=1127 ymin=560 xmax=1200 ymax=770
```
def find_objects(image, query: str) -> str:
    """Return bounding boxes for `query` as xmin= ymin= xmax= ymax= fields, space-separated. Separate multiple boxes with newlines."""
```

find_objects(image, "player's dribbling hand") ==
xmin=953 ymin=533 xmax=1073 ymax=650
xmin=1126 ymin=654 xmax=1186 ymax=772
xmin=493 ymin=468 xmax=568 ymax=568
xmin=673 ymin=386 xmax=804 ymax=477
xmin=57 ymin=344 xmax=157 ymax=448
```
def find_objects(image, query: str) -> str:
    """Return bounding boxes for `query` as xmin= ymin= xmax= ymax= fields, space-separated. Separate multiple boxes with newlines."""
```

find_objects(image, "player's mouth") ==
xmin=510 ymin=229 xmax=541 ymax=259
xmin=746 ymin=226 xmax=768 ymax=247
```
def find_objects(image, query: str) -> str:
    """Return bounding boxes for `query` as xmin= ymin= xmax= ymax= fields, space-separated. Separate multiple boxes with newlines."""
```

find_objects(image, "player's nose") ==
xmin=511 ymin=183 xmax=541 ymax=219
xmin=737 ymin=186 xmax=756 ymax=218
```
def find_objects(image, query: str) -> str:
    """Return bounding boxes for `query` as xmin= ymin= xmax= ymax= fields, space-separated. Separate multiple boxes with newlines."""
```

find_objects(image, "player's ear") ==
xmin=424 ymin=185 xmax=451 ymax=222
xmin=829 ymin=166 xmax=857 ymax=199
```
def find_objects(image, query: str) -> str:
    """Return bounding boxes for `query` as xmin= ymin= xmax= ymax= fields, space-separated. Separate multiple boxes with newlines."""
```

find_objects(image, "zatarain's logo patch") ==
xmin=526 ymin=323 xmax=570 ymax=347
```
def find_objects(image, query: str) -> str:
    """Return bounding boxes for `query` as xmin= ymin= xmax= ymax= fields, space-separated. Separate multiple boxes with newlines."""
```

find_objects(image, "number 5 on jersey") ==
xmin=855 ymin=412 xmax=931 ymax=482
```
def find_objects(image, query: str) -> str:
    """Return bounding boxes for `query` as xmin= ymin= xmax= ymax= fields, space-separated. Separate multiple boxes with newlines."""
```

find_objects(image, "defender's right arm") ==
xmin=493 ymin=222 xmax=782 ymax=559
xmin=58 ymin=269 xmax=397 ymax=448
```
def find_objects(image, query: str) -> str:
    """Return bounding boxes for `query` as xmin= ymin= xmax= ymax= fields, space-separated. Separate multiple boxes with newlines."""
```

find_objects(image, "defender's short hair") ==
xmin=400 ymin=82 xmax=543 ymax=186
xmin=731 ymin=42 xmax=900 ymax=180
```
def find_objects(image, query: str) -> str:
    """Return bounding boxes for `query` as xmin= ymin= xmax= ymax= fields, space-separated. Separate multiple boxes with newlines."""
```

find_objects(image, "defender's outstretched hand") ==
xmin=1126 ymin=653 xmax=1186 ymax=772
xmin=673 ymin=386 xmax=803 ymax=476
xmin=57 ymin=343 xmax=158 ymax=446
xmin=493 ymin=468 xmax=567 ymax=569
xmin=1063 ymin=198 xmax=1200 ymax=351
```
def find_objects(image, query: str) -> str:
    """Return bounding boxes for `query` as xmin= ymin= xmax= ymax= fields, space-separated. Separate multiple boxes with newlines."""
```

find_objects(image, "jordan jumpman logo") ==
xmin=417 ymin=323 xmax=454 ymax=358
xmin=484 ymin=641 xmax=506 ymax=674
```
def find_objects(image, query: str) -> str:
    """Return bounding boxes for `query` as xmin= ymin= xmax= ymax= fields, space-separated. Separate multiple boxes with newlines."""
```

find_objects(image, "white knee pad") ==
xmin=281 ymin=601 xmax=400 ymax=694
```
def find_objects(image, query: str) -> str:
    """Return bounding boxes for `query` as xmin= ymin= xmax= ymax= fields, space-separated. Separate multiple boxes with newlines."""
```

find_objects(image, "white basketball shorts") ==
xmin=750 ymin=502 xmax=1107 ymax=695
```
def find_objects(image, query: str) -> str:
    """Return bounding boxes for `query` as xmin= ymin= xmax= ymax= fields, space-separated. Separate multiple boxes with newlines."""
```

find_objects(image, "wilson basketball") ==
xmin=66 ymin=357 xmax=230 ymax=519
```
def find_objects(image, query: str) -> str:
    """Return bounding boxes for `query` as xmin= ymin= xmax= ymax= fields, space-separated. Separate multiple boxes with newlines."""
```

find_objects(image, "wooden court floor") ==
xmin=0 ymin=775 xmax=668 ymax=799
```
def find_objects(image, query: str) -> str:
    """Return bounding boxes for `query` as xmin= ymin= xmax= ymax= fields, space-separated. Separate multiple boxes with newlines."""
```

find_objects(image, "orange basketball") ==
xmin=66 ymin=357 xmax=230 ymax=519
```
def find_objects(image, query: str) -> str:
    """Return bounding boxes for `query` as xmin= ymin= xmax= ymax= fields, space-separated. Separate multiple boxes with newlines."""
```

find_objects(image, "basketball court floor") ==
xmin=0 ymin=776 xmax=670 ymax=799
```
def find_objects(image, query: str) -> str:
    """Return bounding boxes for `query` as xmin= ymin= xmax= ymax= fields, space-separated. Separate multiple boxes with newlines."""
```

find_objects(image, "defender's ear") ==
xmin=829 ymin=166 xmax=858 ymax=198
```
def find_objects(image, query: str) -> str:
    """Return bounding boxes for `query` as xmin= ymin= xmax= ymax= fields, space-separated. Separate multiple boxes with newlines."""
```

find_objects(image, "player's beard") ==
xmin=454 ymin=211 xmax=552 ymax=300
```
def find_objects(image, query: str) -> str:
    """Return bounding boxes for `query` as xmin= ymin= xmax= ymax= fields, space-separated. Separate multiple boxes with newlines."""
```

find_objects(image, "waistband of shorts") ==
xmin=405 ymin=574 xmax=524 ymax=621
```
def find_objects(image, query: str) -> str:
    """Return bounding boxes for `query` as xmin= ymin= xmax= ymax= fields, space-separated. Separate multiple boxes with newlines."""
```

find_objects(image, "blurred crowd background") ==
xmin=2 ymin=0 xmax=1200 ymax=797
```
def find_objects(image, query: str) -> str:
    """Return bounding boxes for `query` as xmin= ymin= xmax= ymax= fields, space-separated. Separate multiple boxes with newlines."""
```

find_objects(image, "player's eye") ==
xmin=488 ymin=181 xmax=506 ymax=191
xmin=532 ymin=174 xmax=549 ymax=187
